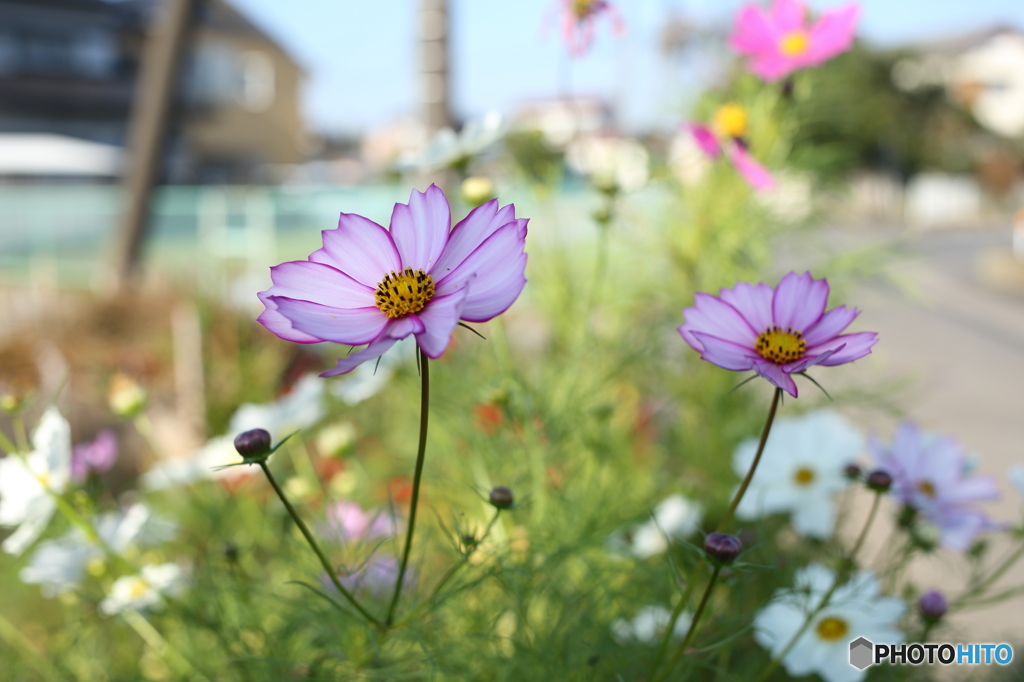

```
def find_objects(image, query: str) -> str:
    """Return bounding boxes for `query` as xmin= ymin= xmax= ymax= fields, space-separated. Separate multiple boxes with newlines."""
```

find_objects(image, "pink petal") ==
xmin=310 ymin=213 xmax=401 ymax=288
xmin=729 ymin=5 xmax=780 ymax=55
xmin=803 ymin=4 xmax=858 ymax=65
xmin=321 ymin=337 xmax=399 ymax=377
xmin=783 ymin=345 xmax=841 ymax=374
xmin=416 ymin=288 xmax=470 ymax=359
xmin=389 ymin=185 xmax=451 ymax=272
xmin=688 ymin=124 xmax=721 ymax=158
xmin=807 ymin=331 xmax=877 ymax=365
xmin=771 ymin=0 xmax=807 ymax=32
xmin=258 ymin=291 xmax=322 ymax=344
xmin=267 ymin=297 xmax=388 ymax=345
xmin=801 ymin=305 xmax=858 ymax=346
xmin=435 ymin=223 xmax=527 ymax=322
xmin=944 ymin=476 xmax=1000 ymax=505
xmin=430 ymin=200 xmax=523 ymax=280
xmin=727 ymin=142 xmax=776 ymax=191
xmin=748 ymin=54 xmax=799 ymax=81
xmin=753 ymin=358 xmax=799 ymax=397
xmin=386 ymin=315 xmax=426 ymax=338
xmin=771 ymin=271 xmax=829 ymax=333
xmin=720 ymin=282 xmax=775 ymax=334
xmin=680 ymin=293 xmax=758 ymax=350
xmin=688 ymin=332 xmax=757 ymax=371
xmin=265 ymin=261 xmax=375 ymax=308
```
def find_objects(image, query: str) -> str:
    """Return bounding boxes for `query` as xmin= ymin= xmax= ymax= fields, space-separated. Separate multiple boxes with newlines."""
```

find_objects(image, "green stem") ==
xmin=257 ymin=461 xmax=380 ymax=628
xmin=0 ymin=611 xmax=68 ymax=682
xmin=654 ymin=566 xmax=723 ymax=682
xmin=13 ymin=413 xmax=29 ymax=452
xmin=0 ymin=427 xmax=18 ymax=454
xmin=385 ymin=347 xmax=431 ymax=626
xmin=755 ymin=491 xmax=883 ymax=682
xmin=121 ymin=608 xmax=213 ymax=682
xmin=649 ymin=386 xmax=782 ymax=680
xmin=953 ymin=541 xmax=1024 ymax=608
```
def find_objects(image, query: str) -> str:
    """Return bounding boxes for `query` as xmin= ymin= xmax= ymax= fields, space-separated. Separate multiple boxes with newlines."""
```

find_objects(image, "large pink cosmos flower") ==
xmin=678 ymin=272 xmax=877 ymax=397
xmin=258 ymin=186 xmax=528 ymax=376
xmin=558 ymin=0 xmax=624 ymax=57
xmin=729 ymin=0 xmax=859 ymax=81
xmin=687 ymin=103 xmax=775 ymax=192
xmin=871 ymin=423 xmax=1000 ymax=552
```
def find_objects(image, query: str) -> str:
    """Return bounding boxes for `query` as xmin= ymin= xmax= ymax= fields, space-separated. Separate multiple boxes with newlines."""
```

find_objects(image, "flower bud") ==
xmin=866 ymin=469 xmax=892 ymax=493
xmin=918 ymin=590 xmax=947 ymax=623
xmin=704 ymin=532 xmax=742 ymax=564
xmin=489 ymin=486 xmax=514 ymax=510
xmin=843 ymin=463 xmax=862 ymax=480
xmin=461 ymin=176 xmax=495 ymax=208
xmin=108 ymin=373 xmax=147 ymax=418
xmin=234 ymin=429 xmax=272 ymax=460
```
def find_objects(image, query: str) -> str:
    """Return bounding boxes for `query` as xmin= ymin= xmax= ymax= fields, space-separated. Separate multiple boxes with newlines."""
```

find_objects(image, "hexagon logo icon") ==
xmin=849 ymin=637 xmax=874 ymax=670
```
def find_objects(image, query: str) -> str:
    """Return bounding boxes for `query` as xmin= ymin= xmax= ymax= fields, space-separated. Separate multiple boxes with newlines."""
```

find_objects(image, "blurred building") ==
xmin=0 ymin=0 xmax=308 ymax=182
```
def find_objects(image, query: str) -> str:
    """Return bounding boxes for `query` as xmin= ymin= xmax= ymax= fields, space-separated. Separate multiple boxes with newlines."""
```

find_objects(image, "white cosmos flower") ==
xmin=565 ymin=134 xmax=650 ymax=193
xmin=401 ymin=112 xmax=505 ymax=172
xmin=629 ymin=494 xmax=704 ymax=559
xmin=734 ymin=410 xmax=863 ymax=539
xmin=611 ymin=606 xmax=693 ymax=645
xmin=140 ymin=435 xmax=252 ymax=490
xmin=20 ymin=504 xmax=173 ymax=597
xmin=229 ymin=373 xmax=326 ymax=442
xmin=1010 ymin=465 xmax=1024 ymax=499
xmin=754 ymin=564 xmax=904 ymax=682
xmin=100 ymin=563 xmax=185 ymax=616
xmin=0 ymin=408 xmax=72 ymax=554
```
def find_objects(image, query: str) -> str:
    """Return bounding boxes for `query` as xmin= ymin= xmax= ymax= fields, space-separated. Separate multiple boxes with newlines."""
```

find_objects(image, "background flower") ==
xmin=627 ymin=494 xmax=704 ymax=559
xmin=557 ymin=0 xmax=624 ymax=57
xmin=611 ymin=606 xmax=692 ymax=645
xmin=71 ymin=428 xmax=118 ymax=482
xmin=734 ymin=410 xmax=863 ymax=538
xmin=99 ymin=563 xmax=186 ymax=616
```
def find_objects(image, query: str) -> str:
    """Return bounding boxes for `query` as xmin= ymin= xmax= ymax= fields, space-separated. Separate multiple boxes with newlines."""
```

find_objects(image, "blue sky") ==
xmin=231 ymin=0 xmax=1024 ymax=134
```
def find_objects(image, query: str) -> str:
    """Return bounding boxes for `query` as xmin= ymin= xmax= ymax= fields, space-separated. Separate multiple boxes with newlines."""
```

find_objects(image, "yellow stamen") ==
xmin=816 ymin=616 xmax=849 ymax=641
xmin=36 ymin=472 xmax=51 ymax=488
xmin=780 ymin=31 xmax=810 ymax=56
xmin=713 ymin=104 xmax=748 ymax=139
xmin=572 ymin=0 xmax=599 ymax=19
xmin=128 ymin=577 xmax=149 ymax=600
xmin=374 ymin=268 xmax=435 ymax=319
xmin=917 ymin=481 xmax=937 ymax=498
xmin=794 ymin=467 xmax=816 ymax=486
xmin=754 ymin=325 xmax=806 ymax=364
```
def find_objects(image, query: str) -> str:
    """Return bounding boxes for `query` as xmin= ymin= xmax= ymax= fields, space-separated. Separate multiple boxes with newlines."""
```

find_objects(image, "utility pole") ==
xmin=419 ymin=0 xmax=451 ymax=137
xmin=111 ymin=0 xmax=199 ymax=292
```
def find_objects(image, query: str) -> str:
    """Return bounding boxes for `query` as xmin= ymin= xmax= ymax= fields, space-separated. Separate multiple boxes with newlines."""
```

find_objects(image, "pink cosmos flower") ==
xmin=678 ymin=271 xmax=877 ymax=397
xmin=324 ymin=556 xmax=415 ymax=598
xmin=71 ymin=429 xmax=118 ymax=482
xmin=323 ymin=501 xmax=398 ymax=543
xmin=729 ymin=0 xmax=859 ymax=81
xmin=557 ymin=0 xmax=625 ymax=57
xmin=258 ymin=186 xmax=528 ymax=376
xmin=871 ymin=423 xmax=999 ymax=552
xmin=687 ymin=103 xmax=774 ymax=191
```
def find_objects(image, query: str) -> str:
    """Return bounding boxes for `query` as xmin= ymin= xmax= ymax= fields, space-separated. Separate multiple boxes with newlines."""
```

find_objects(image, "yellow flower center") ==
xmin=713 ymin=104 xmax=748 ymax=139
xmin=754 ymin=326 xmax=807 ymax=364
xmin=816 ymin=616 xmax=849 ymax=641
xmin=36 ymin=472 xmax=51 ymax=488
xmin=794 ymin=467 xmax=816 ymax=486
xmin=374 ymin=268 xmax=435 ymax=319
xmin=780 ymin=31 xmax=810 ymax=56
xmin=572 ymin=0 xmax=600 ymax=19
xmin=917 ymin=481 xmax=937 ymax=498
xmin=128 ymin=577 xmax=149 ymax=600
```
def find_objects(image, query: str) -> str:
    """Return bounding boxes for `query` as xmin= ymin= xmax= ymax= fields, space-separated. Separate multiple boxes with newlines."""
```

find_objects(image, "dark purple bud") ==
xmin=918 ymin=590 xmax=947 ymax=623
xmin=704 ymin=532 xmax=743 ymax=564
xmin=866 ymin=469 xmax=893 ymax=493
xmin=234 ymin=429 xmax=272 ymax=459
xmin=489 ymin=486 xmax=514 ymax=510
xmin=843 ymin=463 xmax=862 ymax=480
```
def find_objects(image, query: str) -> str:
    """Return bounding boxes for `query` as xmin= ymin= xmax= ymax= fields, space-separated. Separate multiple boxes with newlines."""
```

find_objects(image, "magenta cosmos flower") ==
xmin=871 ymin=423 xmax=999 ymax=552
xmin=688 ymin=103 xmax=774 ymax=192
xmin=729 ymin=0 xmax=859 ymax=81
xmin=258 ymin=186 xmax=528 ymax=376
xmin=678 ymin=271 xmax=877 ymax=397
xmin=558 ymin=0 xmax=624 ymax=57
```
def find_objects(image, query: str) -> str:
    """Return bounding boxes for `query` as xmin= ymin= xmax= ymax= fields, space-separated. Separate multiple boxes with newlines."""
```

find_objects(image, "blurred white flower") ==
xmin=316 ymin=422 xmax=357 ymax=458
xmin=400 ymin=112 xmax=505 ymax=172
xmin=20 ymin=504 xmax=173 ymax=597
xmin=754 ymin=564 xmax=904 ymax=682
xmin=0 ymin=407 xmax=72 ymax=554
xmin=629 ymin=494 xmax=704 ymax=559
xmin=140 ymin=435 xmax=252 ymax=490
xmin=566 ymin=134 xmax=649 ymax=192
xmin=1010 ymin=465 xmax=1024 ymax=498
xmin=229 ymin=373 xmax=326 ymax=442
xmin=668 ymin=131 xmax=712 ymax=186
xmin=611 ymin=606 xmax=692 ymax=645
xmin=754 ymin=171 xmax=813 ymax=223
xmin=100 ymin=563 xmax=185 ymax=616
xmin=734 ymin=410 xmax=863 ymax=539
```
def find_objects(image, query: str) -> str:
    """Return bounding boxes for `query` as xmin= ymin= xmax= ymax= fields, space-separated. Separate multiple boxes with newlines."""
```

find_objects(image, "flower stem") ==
xmin=649 ymin=386 xmax=782 ymax=680
xmin=121 ymin=608 xmax=213 ymax=682
xmin=0 ymin=611 xmax=68 ymax=682
xmin=257 ymin=460 xmax=380 ymax=628
xmin=385 ymin=347 xmax=431 ymax=626
xmin=953 ymin=540 xmax=1024 ymax=609
xmin=754 ymin=491 xmax=883 ymax=682
xmin=654 ymin=565 xmax=723 ymax=682
xmin=13 ymin=413 xmax=29 ymax=452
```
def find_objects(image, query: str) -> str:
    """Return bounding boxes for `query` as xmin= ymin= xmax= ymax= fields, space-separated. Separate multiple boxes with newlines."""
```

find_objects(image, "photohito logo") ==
xmin=849 ymin=638 xmax=1014 ymax=670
